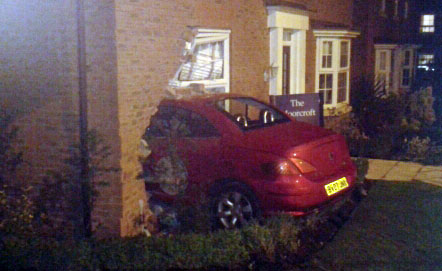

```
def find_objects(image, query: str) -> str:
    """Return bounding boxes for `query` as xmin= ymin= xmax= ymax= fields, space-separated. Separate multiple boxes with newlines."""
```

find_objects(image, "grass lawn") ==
xmin=304 ymin=181 xmax=442 ymax=271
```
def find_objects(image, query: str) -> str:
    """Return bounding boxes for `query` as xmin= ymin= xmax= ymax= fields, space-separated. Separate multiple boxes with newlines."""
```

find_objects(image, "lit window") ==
xmin=314 ymin=30 xmax=359 ymax=109
xmin=316 ymin=38 xmax=351 ymax=105
xmin=394 ymin=0 xmax=399 ymax=18
xmin=418 ymin=54 xmax=434 ymax=71
xmin=170 ymin=29 xmax=230 ymax=93
xmin=420 ymin=15 xmax=435 ymax=33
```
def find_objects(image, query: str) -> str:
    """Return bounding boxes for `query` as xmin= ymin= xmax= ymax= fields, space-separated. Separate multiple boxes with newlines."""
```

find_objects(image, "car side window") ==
xmin=187 ymin=111 xmax=220 ymax=138
xmin=143 ymin=106 xmax=175 ymax=138
xmin=144 ymin=106 xmax=219 ymax=139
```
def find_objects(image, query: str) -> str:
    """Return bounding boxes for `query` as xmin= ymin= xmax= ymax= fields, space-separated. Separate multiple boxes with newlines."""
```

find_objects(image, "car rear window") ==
xmin=215 ymin=97 xmax=290 ymax=130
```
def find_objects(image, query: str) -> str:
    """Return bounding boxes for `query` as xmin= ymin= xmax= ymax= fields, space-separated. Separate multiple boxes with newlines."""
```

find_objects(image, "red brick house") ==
xmin=352 ymin=0 xmax=427 ymax=94
xmin=0 ymin=0 xmax=404 ymax=237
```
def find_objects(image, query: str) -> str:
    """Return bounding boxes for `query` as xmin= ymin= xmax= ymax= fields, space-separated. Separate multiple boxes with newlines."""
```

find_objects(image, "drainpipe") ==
xmin=76 ymin=0 xmax=91 ymax=238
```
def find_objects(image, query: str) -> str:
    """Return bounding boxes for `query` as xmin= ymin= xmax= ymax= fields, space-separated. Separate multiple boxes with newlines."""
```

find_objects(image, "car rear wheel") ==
xmin=211 ymin=182 xmax=259 ymax=229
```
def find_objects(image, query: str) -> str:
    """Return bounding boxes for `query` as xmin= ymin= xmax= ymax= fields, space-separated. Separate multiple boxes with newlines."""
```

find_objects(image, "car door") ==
xmin=174 ymin=107 xmax=223 ymax=188
xmin=142 ymin=105 xmax=222 ymax=197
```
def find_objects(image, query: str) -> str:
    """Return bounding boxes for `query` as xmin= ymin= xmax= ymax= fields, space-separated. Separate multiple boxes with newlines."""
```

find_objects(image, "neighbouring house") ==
xmin=409 ymin=0 xmax=441 ymax=103
xmin=352 ymin=0 xmax=440 ymax=95
xmin=1 ymin=0 xmax=430 ymax=237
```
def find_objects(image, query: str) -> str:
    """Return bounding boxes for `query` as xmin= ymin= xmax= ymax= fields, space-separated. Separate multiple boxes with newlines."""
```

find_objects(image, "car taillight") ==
xmin=262 ymin=160 xmax=300 ymax=176
xmin=262 ymin=158 xmax=316 ymax=177
xmin=289 ymin=158 xmax=317 ymax=174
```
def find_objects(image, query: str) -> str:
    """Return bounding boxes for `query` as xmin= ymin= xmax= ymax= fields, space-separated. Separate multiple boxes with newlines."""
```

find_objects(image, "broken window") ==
xmin=170 ymin=28 xmax=230 ymax=93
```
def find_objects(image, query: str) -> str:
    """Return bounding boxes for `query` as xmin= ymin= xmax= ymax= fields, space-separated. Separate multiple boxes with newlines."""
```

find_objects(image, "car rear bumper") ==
xmin=260 ymin=167 xmax=357 ymax=215
xmin=262 ymin=185 xmax=355 ymax=216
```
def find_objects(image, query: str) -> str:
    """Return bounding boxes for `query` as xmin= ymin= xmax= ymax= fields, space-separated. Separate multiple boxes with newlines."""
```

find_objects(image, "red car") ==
xmin=141 ymin=94 xmax=357 ymax=229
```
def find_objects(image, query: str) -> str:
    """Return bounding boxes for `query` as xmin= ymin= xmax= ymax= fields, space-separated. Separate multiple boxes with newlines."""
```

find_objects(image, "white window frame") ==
xmin=170 ymin=28 xmax=230 ymax=93
xmin=401 ymin=49 xmax=414 ymax=88
xmin=375 ymin=44 xmax=418 ymax=93
xmin=314 ymin=30 xmax=359 ymax=110
xmin=420 ymin=14 xmax=435 ymax=33
xmin=375 ymin=44 xmax=396 ymax=92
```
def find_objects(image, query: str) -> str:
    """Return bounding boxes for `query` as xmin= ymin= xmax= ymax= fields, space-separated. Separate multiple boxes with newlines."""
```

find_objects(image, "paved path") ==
xmin=365 ymin=159 xmax=442 ymax=187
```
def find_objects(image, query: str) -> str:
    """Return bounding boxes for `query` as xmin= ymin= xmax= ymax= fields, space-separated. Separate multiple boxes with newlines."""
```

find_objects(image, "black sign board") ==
xmin=270 ymin=93 xmax=323 ymax=126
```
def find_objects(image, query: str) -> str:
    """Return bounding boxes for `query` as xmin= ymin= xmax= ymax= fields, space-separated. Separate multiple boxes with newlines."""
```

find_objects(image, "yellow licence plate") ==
xmin=324 ymin=177 xmax=349 ymax=196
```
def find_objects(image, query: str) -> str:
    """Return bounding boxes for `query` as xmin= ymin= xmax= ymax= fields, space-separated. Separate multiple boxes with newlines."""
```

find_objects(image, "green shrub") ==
xmin=352 ymin=158 xmax=369 ymax=185
xmin=242 ymin=216 xmax=302 ymax=267
xmin=0 ymin=110 xmax=23 ymax=185
xmin=325 ymin=113 xmax=369 ymax=156
xmin=0 ymin=217 xmax=307 ymax=270
xmin=0 ymin=205 xmax=361 ymax=270
xmin=0 ymin=186 xmax=36 ymax=239
xmin=402 ymin=136 xmax=442 ymax=165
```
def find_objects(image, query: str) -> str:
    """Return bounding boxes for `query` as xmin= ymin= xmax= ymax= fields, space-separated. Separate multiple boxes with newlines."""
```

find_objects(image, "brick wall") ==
xmin=1 ymin=0 xmax=363 ymax=237
xmin=113 ymin=0 xmax=270 ymax=235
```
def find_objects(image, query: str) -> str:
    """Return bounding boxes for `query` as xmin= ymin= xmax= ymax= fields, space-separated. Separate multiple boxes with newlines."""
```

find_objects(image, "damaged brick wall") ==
xmin=112 ymin=0 xmax=270 ymax=236
xmin=1 ymin=0 xmax=271 ymax=237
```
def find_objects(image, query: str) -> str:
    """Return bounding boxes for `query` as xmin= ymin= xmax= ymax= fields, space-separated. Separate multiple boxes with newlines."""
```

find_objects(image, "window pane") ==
xmin=215 ymin=98 xmax=289 ymax=130
xmin=179 ymin=41 xmax=224 ymax=81
xmin=319 ymin=90 xmax=332 ymax=105
xmin=380 ymin=52 xmax=387 ymax=70
xmin=319 ymin=74 xmax=325 ymax=89
xmin=340 ymin=41 xmax=349 ymax=68
xmin=420 ymin=14 xmax=435 ymax=32
xmin=187 ymin=112 xmax=219 ymax=137
xmin=338 ymin=72 xmax=347 ymax=102
xmin=418 ymin=54 xmax=434 ymax=70
xmin=282 ymin=46 xmax=291 ymax=95
xmin=206 ymin=86 xmax=226 ymax=93
xmin=402 ymin=68 xmax=410 ymax=86
xmin=322 ymin=41 xmax=333 ymax=68
xmin=283 ymin=29 xmax=292 ymax=41
xmin=318 ymin=73 xmax=333 ymax=105
xmin=326 ymin=74 xmax=333 ymax=88
xmin=404 ymin=50 xmax=411 ymax=66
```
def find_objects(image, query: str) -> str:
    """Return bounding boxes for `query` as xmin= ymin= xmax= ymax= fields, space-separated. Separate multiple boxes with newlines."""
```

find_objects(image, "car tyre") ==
xmin=210 ymin=182 xmax=260 ymax=229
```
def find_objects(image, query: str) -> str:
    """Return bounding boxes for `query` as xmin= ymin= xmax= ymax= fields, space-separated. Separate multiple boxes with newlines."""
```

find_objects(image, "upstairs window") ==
xmin=418 ymin=54 xmax=434 ymax=71
xmin=420 ymin=15 xmax=435 ymax=33
xmin=394 ymin=0 xmax=399 ymax=19
xmin=380 ymin=0 xmax=386 ymax=17
xmin=170 ymin=29 xmax=230 ymax=93
xmin=404 ymin=1 xmax=409 ymax=19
